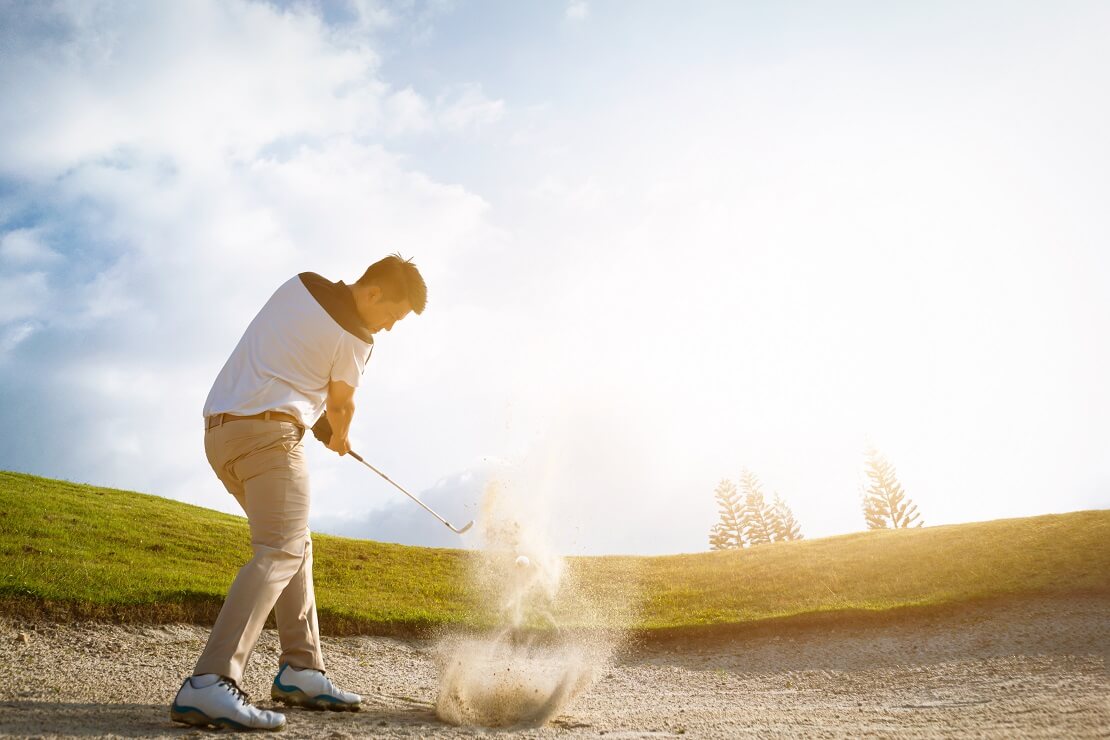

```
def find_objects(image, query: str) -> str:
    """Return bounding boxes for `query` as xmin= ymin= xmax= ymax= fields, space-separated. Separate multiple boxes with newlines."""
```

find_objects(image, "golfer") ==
xmin=171 ymin=255 xmax=427 ymax=730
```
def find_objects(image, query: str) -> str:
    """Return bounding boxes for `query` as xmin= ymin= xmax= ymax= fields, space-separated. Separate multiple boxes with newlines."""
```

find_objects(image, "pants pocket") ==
xmin=280 ymin=424 xmax=306 ymax=453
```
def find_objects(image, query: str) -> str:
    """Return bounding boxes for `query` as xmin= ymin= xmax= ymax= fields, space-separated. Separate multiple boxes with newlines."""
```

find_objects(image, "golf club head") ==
xmin=453 ymin=520 xmax=474 ymax=535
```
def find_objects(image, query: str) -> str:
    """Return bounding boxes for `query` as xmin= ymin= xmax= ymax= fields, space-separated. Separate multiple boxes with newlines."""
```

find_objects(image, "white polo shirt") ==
xmin=202 ymin=273 xmax=374 ymax=428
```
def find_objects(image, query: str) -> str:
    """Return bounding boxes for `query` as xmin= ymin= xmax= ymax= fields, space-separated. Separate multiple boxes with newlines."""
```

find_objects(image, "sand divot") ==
xmin=434 ymin=631 xmax=603 ymax=727
xmin=434 ymin=481 xmax=627 ymax=728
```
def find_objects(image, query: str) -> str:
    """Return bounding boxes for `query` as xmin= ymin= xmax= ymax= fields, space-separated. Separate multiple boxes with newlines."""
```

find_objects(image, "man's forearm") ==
xmin=325 ymin=402 xmax=355 ymax=444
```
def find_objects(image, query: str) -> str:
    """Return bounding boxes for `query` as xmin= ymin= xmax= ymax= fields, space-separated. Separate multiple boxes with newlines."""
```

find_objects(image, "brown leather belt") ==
xmin=206 ymin=411 xmax=303 ymax=431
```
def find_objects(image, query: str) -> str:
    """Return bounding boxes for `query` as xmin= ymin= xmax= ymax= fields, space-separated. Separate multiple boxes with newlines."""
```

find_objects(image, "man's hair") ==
xmin=355 ymin=253 xmax=428 ymax=314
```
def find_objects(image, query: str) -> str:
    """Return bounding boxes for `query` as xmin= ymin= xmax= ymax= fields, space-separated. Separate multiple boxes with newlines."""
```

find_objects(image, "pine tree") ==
xmin=739 ymin=468 xmax=775 ymax=546
xmin=769 ymin=492 xmax=803 ymax=541
xmin=766 ymin=499 xmax=785 ymax=541
xmin=708 ymin=523 xmax=732 ymax=551
xmin=709 ymin=479 xmax=745 ymax=550
xmin=861 ymin=446 xmax=923 ymax=529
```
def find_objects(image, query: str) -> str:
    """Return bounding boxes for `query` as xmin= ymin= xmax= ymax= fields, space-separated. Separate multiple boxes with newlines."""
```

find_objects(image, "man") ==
xmin=171 ymin=255 xmax=427 ymax=731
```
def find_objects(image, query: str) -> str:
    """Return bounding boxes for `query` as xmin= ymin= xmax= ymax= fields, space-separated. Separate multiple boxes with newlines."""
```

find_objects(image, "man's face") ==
xmin=356 ymin=286 xmax=412 ymax=334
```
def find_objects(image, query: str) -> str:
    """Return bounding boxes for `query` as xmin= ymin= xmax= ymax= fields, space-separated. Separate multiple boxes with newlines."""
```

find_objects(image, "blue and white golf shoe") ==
xmin=271 ymin=664 xmax=361 ymax=711
xmin=171 ymin=674 xmax=286 ymax=731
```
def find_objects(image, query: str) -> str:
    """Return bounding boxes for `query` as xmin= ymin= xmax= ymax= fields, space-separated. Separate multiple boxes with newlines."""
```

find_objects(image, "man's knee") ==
xmin=248 ymin=539 xmax=309 ymax=581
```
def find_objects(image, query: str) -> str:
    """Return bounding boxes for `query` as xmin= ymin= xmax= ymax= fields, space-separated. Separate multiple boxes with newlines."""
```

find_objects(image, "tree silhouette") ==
xmin=739 ymin=468 xmax=775 ymax=546
xmin=861 ymin=446 xmax=923 ymax=529
xmin=708 ymin=523 xmax=732 ymax=551
xmin=769 ymin=492 xmax=803 ymax=541
xmin=709 ymin=479 xmax=744 ymax=550
xmin=710 ymin=470 xmax=805 ymax=549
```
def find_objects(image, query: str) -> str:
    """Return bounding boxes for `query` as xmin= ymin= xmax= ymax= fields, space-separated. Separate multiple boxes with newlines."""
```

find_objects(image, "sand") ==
xmin=1 ymin=593 xmax=1107 ymax=738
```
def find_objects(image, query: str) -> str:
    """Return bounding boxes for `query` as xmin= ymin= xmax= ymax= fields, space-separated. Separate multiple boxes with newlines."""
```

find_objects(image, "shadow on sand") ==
xmin=0 ymin=701 xmax=444 ymax=737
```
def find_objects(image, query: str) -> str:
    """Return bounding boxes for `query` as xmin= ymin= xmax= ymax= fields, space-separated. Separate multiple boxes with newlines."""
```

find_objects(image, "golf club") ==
xmin=311 ymin=416 xmax=474 ymax=535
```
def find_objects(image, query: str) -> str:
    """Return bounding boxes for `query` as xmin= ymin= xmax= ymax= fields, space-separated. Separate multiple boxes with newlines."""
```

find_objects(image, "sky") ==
xmin=1 ymin=0 xmax=1107 ymax=554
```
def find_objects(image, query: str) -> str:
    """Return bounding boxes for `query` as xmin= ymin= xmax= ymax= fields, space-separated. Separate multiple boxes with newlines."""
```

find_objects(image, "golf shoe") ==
xmin=171 ymin=674 xmax=286 ymax=731
xmin=271 ymin=663 xmax=361 ymax=711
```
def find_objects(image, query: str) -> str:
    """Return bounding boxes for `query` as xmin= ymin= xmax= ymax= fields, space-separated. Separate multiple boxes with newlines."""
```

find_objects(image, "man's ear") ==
xmin=365 ymin=284 xmax=382 ymax=303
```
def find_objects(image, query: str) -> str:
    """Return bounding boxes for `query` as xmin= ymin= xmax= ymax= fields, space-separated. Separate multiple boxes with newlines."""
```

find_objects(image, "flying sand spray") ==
xmin=433 ymin=481 xmax=628 ymax=728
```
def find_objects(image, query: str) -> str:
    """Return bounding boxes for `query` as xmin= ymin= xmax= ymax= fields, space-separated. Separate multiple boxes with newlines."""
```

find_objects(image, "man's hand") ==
xmin=324 ymin=378 xmax=356 ymax=457
xmin=326 ymin=434 xmax=351 ymax=456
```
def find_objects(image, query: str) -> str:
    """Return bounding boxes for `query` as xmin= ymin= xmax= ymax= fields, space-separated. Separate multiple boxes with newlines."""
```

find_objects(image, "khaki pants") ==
xmin=194 ymin=418 xmax=325 ymax=683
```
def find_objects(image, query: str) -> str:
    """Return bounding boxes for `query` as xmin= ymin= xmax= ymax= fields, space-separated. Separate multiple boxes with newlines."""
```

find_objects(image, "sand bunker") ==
xmin=433 ymin=481 xmax=623 ymax=728
xmin=4 ymin=595 xmax=1106 ymax=737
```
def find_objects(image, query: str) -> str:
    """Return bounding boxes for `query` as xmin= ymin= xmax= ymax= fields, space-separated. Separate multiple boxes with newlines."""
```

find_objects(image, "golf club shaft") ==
xmin=347 ymin=450 xmax=473 ymax=534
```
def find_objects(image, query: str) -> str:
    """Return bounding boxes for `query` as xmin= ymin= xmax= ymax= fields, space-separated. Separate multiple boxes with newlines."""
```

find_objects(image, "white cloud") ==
xmin=342 ymin=0 xmax=397 ymax=33
xmin=0 ymin=229 xmax=61 ymax=265
xmin=0 ymin=272 xmax=49 ymax=323
xmin=381 ymin=83 xmax=506 ymax=136
xmin=565 ymin=1 xmax=589 ymax=22
xmin=383 ymin=87 xmax=434 ymax=134
xmin=0 ymin=2 xmax=403 ymax=180
xmin=435 ymin=83 xmax=505 ymax=132
xmin=530 ymin=176 xmax=608 ymax=210
xmin=0 ymin=322 xmax=38 ymax=357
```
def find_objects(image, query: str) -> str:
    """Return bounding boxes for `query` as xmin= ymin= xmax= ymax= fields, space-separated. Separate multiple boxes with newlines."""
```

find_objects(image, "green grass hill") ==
xmin=2 ymin=471 xmax=1107 ymax=636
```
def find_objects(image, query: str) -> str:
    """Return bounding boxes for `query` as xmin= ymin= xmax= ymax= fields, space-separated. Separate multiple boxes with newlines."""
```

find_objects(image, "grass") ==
xmin=2 ymin=470 xmax=1107 ymax=636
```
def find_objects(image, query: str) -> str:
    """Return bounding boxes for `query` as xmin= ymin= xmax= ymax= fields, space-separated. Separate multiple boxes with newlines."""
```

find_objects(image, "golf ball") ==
xmin=514 ymin=555 xmax=530 ymax=568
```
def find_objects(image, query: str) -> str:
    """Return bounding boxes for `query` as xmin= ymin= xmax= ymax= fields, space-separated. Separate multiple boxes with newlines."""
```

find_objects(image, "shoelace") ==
xmin=219 ymin=678 xmax=252 ymax=707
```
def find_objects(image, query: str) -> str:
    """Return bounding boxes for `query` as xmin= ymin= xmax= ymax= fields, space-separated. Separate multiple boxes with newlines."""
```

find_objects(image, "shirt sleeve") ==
xmin=330 ymin=333 xmax=372 ymax=388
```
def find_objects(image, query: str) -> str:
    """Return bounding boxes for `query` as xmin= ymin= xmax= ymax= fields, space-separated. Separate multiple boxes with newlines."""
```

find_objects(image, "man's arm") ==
xmin=324 ymin=379 xmax=356 ymax=455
